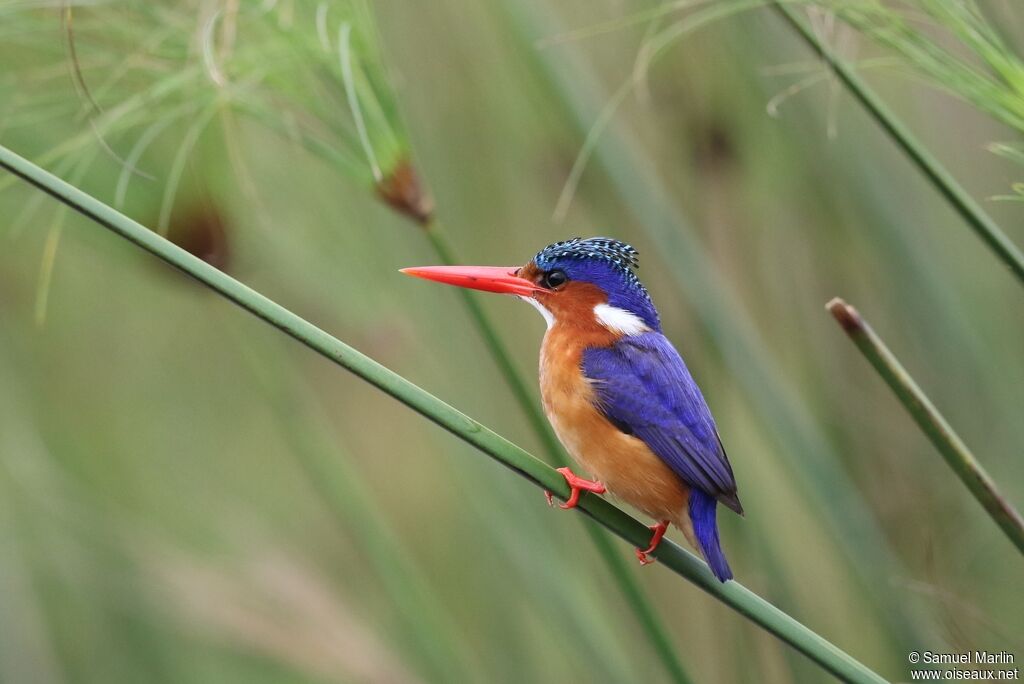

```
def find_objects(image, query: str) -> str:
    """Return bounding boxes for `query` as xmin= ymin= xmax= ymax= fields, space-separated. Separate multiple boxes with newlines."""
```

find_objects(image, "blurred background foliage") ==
xmin=1 ymin=1 xmax=1022 ymax=683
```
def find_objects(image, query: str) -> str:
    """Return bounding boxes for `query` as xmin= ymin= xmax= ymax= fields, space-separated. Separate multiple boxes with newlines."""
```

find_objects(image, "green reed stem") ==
xmin=253 ymin=113 xmax=687 ymax=674
xmin=425 ymin=225 xmax=693 ymax=684
xmin=1 ymin=144 xmax=887 ymax=684
xmin=772 ymin=2 xmax=1024 ymax=286
xmin=827 ymin=298 xmax=1024 ymax=554
xmin=244 ymin=100 xmax=690 ymax=680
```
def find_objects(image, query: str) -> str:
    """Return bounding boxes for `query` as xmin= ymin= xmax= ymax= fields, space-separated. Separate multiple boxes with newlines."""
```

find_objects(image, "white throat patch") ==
xmin=520 ymin=296 xmax=555 ymax=330
xmin=593 ymin=303 xmax=649 ymax=336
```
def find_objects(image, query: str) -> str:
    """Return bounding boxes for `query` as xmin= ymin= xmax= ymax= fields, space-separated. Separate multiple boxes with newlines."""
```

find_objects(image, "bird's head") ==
xmin=401 ymin=237 xmax=659 ymax=335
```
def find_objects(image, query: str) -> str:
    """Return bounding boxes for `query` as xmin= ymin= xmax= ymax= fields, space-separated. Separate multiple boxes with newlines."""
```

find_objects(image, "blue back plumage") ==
xmin=583 ymin=333 xmax=742 ymax=581
xmin=583 ymin=333 xmax=742 ymax=513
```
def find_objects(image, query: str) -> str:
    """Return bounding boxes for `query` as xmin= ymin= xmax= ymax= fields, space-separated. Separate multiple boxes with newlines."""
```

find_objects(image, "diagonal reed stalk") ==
xmin=2 ymin=0 xmax=689 ymax=673
xmin=772 ymin=2 xmax=1024 ymax=287
xmin=421 ymin=224 xmax=693 ymax=684
xmin=0 ymin=144 xmax=887 ymax=684
xmin=827 ymin=297 xmax=1024 ymax=555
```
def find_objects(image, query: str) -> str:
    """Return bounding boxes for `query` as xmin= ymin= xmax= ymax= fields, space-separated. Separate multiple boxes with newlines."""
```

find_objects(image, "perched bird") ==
xmin=401 ymin=237 xmax=742 ymax=581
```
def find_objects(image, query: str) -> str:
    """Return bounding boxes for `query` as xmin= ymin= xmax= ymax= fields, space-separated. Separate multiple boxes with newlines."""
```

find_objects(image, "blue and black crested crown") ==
xmin=535 ymin=237 xmax=639 ymax=269
xmin=534 ymin=237 xmax=647 ymax=295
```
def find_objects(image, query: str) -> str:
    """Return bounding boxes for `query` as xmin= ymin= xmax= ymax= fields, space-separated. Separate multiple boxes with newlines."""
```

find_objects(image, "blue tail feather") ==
xmin=689 ymin=489 xmax=733 ymax=582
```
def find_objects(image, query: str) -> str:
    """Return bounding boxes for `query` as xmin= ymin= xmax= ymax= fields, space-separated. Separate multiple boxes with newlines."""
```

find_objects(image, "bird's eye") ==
xmin=541 ymin=269 xmax=568 ymax=289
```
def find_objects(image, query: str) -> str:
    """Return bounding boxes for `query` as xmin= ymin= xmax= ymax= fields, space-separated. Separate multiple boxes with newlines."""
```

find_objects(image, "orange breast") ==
xmin=539 ymin=323 xmax=692 ymax=534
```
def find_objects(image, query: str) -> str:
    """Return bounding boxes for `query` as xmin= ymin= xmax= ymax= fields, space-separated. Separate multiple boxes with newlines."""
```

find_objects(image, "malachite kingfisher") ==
xmin=401 ymin=237 xmax=742 ymax=581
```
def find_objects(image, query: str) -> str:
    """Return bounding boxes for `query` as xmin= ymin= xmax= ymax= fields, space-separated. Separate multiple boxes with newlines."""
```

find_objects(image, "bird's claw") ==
xmin=545 ymin=466 xmax=605 ymax=509
xmin=635 ymin=520 xmax=670 ymax=566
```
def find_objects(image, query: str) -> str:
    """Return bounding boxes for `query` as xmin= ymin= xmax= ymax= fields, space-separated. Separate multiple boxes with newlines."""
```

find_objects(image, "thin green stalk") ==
xmin=827 ymin=297 xmax=1024 ymax=554
xmin=0 ymin=144 xmax=887 ymax=684
xmin=238 ymin=338 xmax=479 ymax=683
xmin=368 ymin=145 xmax=689 ymax=677
xmin=772 ymin=2 xmax=1024 ymax=286
xmin=253 ymin=109 xmax=689 ymax=675
xmin=425 ymin=225 xmax=693 ymax=684
xmin=230 ymin=53 xmax=676 ymax=680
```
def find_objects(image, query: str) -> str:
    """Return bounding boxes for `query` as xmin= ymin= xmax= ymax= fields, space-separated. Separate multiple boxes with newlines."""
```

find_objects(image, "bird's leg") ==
xmin=635 ymin=520 xmax=670 ymax=566
xmin=544 ymin=466 xmax=606 ymax=509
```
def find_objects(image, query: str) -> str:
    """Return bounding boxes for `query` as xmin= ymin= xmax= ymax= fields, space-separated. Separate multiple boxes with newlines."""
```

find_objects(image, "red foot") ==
xmin=635 ymin=520 xmax=670 ymax=566
xmin=544 ymin=467 xmax=606 ymax=509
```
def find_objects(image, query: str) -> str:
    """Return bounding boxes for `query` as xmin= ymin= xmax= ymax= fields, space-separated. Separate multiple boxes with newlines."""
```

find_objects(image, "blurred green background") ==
xmin=1 ymin=1 xmax=1022 ymax=682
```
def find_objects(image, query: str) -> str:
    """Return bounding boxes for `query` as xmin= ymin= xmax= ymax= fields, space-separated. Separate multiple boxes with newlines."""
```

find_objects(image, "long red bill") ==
xmin=400 ymin=265 xmax=542 ymax=296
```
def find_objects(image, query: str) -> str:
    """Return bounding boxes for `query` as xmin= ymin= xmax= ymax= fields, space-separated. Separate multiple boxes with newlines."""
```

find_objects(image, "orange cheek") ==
xmin=537 ymin=282 xmax=606 ymax=322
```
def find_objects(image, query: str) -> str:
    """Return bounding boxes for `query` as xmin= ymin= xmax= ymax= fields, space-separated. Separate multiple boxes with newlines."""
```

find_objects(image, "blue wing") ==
xmin=582 ymin=332 xmax=742 ymax=514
